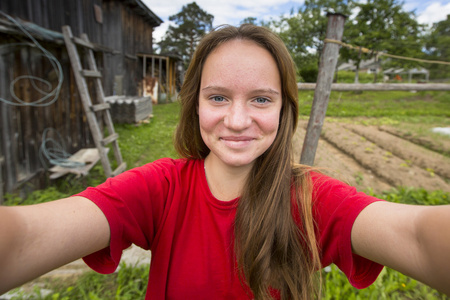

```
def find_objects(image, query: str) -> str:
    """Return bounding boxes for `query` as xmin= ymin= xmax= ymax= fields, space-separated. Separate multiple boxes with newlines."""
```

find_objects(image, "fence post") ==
xmin=300 ymin=13 xmax=346 ymax=166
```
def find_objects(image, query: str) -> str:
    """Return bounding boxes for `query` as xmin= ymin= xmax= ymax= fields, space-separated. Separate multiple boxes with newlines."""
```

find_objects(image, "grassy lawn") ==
xmin=4 ymin=90 xmax=450 ymax=299
xmin=114 ymin=101 xmax=180 ymax=169
xmin=299 ymin=90 xmax=449 ymax=118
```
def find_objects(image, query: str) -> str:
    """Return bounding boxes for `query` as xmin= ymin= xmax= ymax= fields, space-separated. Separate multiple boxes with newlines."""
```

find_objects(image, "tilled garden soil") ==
xmin=294 ymin=120 xmax=450 ymax=194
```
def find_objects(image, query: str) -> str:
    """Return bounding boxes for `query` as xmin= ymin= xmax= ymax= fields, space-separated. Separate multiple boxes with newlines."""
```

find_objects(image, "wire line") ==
xmin=324 ymin=38 xmax=450 ymax=66
xmin=0 ymin=11 xmax=64 ymax=107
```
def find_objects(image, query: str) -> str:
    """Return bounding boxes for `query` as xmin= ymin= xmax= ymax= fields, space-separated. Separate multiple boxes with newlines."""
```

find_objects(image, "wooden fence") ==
xmin=299 ymin=13 xmax=450 ymax=166
xmin=298 ymin=83 xmax=450 ymax=91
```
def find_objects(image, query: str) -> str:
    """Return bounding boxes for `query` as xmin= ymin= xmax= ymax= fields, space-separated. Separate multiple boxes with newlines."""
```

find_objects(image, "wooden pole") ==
xmin=166 ymin=57 xmax=169 ymax=99
xmin=300 ymin=13 xmax=346 ymax=166
xmin=159 ymin=58 xmax=162 ymax=89
xmin=167 ymin=57 xmax=170 ymax=97
xmin=151 ymin=56 xmax=154 ymax=77
xmin=143 ymin=55 xmax=146 ymax=78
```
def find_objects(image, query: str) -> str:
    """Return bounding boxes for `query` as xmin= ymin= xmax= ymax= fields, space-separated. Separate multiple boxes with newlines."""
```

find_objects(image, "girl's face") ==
xmin=198 ymin=39 xmax=282 ymax=169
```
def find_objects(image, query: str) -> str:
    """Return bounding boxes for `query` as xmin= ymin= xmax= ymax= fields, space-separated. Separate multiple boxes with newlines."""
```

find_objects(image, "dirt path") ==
xmin=295 ymin=120 xmax=450 ymax=194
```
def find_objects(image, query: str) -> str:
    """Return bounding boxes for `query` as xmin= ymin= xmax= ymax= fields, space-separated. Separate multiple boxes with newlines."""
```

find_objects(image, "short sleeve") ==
xmin=311 ymin=172 xmax=385 ymax=289
xmin=75 ymin=158 xmax=175 ymax=274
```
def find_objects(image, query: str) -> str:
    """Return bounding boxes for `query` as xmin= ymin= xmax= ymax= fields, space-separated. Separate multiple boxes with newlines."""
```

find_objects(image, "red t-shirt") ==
xmin=77 ymin=158 xmax=384 ymax=299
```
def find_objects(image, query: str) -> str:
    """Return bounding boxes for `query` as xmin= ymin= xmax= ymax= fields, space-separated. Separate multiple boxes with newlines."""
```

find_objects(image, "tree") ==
xmin=340 ymin=0 xmax=425 ymax=82
xmin=158 ymin=2 xmax=213 ymax=67
xmin=270 ymin=0 xmax=355 ymax=82
xmin=425 ymin=15 xmax=450 ymax=80
xmin=240 ymin=17 xmax=258 ymax=25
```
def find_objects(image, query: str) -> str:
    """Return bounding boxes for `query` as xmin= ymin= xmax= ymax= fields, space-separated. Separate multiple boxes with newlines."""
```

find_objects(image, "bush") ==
xmin=299 ymin=66 xmax=319 ymax=83
xmin=335 ymin=70 xmax=382 ymax=83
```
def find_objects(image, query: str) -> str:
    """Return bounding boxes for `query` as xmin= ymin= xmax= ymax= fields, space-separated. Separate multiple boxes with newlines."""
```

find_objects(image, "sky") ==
xmin=142 ymin=0 xmax=450 ymax=43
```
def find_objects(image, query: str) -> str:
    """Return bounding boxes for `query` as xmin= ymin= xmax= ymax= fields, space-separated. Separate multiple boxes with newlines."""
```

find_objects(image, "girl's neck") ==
xmin=204 ymin=155 xmax=253 ymax=201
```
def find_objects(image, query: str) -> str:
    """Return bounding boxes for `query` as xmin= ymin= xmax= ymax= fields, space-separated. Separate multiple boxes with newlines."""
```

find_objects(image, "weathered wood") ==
xmin=1 ymin=0 xmax=161 ymax=96
xmin=0 ymin=0 xmax=159 ymax=193
xmin=49 ymin=148 xmax=107 ymax=179
xmin=9 ymin=52 xmax=20 ymax=187
xmin=90 ymin=103 xmax=111 ymax=112
xmin=298 ymin=83 xmax=450 ymax=91
xmin=101 ymin=133 xmax=119 ymax=146
xmin=81 ymin=32 xmax=125 ymax=170
xmin=63 ymin=26 xmax=126 ymax=177
xmin=80 ymin=70 xmax=102 ymax=78
xmin=105 ymin=95 xmax=126 ymax=101
xmin=62 ymin=25 xmax=113 ymax=177
xmin=300 ymin=13 xmax=346 ymax=166
xmin=112 ymin=162 xmax=127 ymax=177
xmin=151 ymin=56 xmax=155 ymax=77
xmin=72 ymin=36 xmax=94 ymax=49
xmin=167 ymin=57 xmax=171 ymax=95
xmin=159 ymin=57 xmax=163 ymax=94
xmin=139 ymin=53 xmax=180 ymax=102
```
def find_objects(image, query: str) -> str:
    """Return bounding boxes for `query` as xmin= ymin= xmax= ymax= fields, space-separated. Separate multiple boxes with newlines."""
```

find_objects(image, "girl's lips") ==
xmin=220 ymin=136 xmax=254 ymax=148
xmin=220 ymin=136 xmax=253 ymax=141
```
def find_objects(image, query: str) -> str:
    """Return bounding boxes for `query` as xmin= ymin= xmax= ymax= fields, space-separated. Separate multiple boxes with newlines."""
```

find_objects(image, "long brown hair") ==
xmin=174 ymin=24 xmax=321 ymax=299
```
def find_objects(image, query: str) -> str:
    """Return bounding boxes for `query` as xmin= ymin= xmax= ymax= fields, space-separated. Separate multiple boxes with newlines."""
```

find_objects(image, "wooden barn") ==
xmin=0 ymin=0 xmax=178 ymax=201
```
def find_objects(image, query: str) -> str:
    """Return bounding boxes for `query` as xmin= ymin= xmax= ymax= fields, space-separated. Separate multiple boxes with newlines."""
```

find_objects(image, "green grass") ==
xmin=373 ymin=187 xmax=449 ymax=206
xmin=9 ymin=262 xmax=149 ymax=300
xmin=323 ymin=265 xmax=448 ymax=300
xmin=114 ymin=101 xmax=179 ymax=169
xmin=299 ymin=90 xmax=450 ymax=118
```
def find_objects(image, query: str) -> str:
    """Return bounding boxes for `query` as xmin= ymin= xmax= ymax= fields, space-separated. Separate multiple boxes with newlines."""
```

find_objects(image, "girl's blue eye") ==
xmin=255 ymin=97 xmax=269 ymax=104
xmin=212 ymin=96 xmax=225 ymax=102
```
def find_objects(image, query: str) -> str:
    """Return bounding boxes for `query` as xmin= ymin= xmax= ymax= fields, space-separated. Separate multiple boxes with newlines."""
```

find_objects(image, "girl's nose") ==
xmin=223 ymin=101 xmax=252 ymax=131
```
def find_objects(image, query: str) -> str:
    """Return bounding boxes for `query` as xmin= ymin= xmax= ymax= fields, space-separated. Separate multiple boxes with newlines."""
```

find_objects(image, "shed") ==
xmin=139 ymin=53 xmax=183 ymax=104
xmin=0 ymin=0 xmax=166 ymax=199
xmin=337 ymin=57 xmax=382 ymax=74
xmin=383 ymin=67 xmax=429 ymax=82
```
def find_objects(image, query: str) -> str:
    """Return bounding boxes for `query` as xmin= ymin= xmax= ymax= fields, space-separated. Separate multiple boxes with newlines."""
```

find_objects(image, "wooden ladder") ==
xmin=62 ymin=25 xmax=126 ymax=177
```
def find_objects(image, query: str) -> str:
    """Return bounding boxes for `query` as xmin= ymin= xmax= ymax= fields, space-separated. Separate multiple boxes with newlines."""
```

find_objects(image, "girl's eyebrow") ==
xmin=201 ymin=85 xmax=280 ymax=95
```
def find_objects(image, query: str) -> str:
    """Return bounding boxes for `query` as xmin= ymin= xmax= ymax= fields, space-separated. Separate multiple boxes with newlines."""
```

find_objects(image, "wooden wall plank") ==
xmin=0 ymin=0 xmax=160 ymax=193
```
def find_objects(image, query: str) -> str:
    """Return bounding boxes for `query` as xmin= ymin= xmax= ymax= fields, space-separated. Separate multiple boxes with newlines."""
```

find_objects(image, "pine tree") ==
xmin=158 ymin=2 xmax=213 ymax=68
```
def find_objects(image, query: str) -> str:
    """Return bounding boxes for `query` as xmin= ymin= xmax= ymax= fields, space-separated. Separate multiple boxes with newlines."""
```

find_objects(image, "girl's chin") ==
xmin=215 ymin=156 xmax=257 ymax=169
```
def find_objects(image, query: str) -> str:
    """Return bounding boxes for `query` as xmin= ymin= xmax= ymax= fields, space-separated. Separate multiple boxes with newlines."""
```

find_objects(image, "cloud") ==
xmin=417 ymin=2 xmax=450 ymax=27
xmin=144 ymin=0 xmax=306 ymax=42
xmin=144 ymin=0 xmax=450 ymax=43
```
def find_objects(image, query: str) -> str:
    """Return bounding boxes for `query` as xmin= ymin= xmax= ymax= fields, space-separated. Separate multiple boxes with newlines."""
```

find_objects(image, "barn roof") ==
xmin=125 ymin=0 xmax=163 ymax=27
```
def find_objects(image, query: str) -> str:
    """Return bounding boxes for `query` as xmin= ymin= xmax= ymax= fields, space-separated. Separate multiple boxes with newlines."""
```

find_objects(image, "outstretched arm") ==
xmin=0 ymin=196 xmax=110 ymax=293
xmin=352 ymin=201 xmax=450 ymax=296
